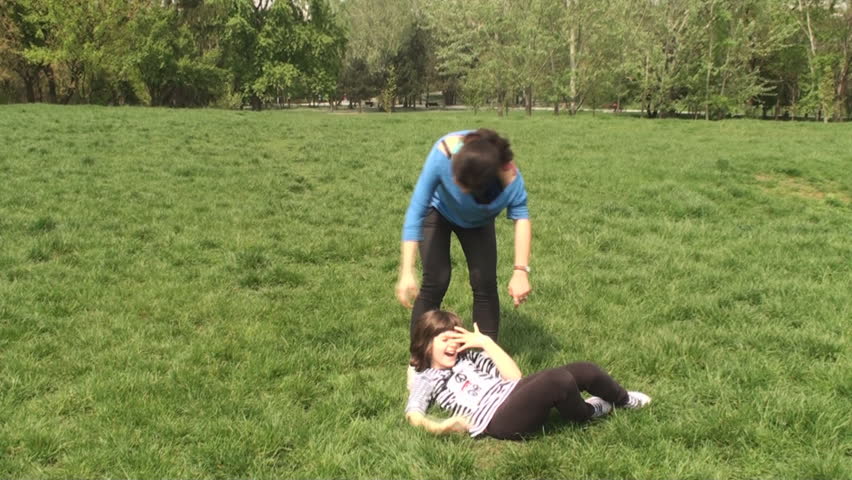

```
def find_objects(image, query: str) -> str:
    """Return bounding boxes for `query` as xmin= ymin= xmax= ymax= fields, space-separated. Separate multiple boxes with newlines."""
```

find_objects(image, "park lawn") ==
xmin=0 ymin=104 xmax=850 ymax=479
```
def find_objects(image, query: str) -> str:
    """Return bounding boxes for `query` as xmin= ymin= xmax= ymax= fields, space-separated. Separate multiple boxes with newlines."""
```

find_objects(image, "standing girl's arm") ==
xmin=397 ymin=144 xmax=443 ymax=308
xmin=508 ymin=218 xmax=532 ymax=307
xmin=452 ymin=324 xmax=522 ymax=380
xmin=396 ymin=240 xmax=420 ymax=308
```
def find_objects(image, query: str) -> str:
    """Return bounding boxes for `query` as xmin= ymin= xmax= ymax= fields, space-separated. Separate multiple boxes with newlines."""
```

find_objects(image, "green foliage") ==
xmin=253 ymin=62 xmax=300 ymax=103
xmin=131 ymin=3 xmax=229 ymax=106
xmin=218 ymin=0 xmax=345 ymax=109
xmin=392 ymin=23 xmax=431 ymax=106
xmin=0 ymin=0 xmax=849 ymax=117
xmin=338 ymin=0 xmax=430 ymax=111
xmin=460 ymin=73 xmax=489 ymax=114
xmin=0 ymin=0 xmax=345 ymax=108
xmin=379 ymin=64 xmax=397 ymax=112
xmin=339 ymin=56 xmax=376 ymax=109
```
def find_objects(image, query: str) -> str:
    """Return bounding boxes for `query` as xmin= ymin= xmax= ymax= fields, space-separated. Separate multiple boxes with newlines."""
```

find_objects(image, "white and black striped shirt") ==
xmin=405 ymin=351 xmax=519 ymax=437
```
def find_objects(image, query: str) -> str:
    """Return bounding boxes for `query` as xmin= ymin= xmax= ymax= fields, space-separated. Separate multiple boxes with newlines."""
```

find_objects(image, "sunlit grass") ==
xmin=0 ymin=104 xmax=850 ymax=478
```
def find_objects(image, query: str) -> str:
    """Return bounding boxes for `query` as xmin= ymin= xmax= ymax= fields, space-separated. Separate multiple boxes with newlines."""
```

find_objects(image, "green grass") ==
xmin=1 ymin=104 xmax=850 ymax=479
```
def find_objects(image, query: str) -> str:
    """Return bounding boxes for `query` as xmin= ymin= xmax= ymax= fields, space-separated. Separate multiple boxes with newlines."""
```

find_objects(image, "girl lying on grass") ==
xmin=405 ymin=310 xmax=651 ymax=440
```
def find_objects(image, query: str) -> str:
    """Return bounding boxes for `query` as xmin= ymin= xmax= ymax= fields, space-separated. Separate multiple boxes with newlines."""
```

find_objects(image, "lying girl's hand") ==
xmin=452 ymin=323 xmax=492 ymax=352
xmin=439 ymin=415 xmax=470 ymax=433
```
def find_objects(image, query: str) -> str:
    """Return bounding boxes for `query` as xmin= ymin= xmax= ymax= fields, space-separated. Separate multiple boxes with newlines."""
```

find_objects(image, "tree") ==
xmin=622 ymin=0 xmax=705 ymax=118
xmin=0 ymin=0 xmax=51 ymax=102
xmin=339 ymin=0 xmax=422 ymax=112
xmin=378 ymin=64 xmax=397 ymax=112
xmin=132 ymin=1 xmax=229 ymax=106
xmin=550 ymin=0 xmax=628 ymax=115
xmin=339 ymin=56 xmax=375 ymax=111
xmin=683 ymin=0 xmax=790 ymax=120
xmin=792 ymin=0 xmax=852 ymax=121
xmin=299 ymin=0 xmax=346 ymax=109
xmin=221 ymin=0 xmax=344 ymax=110
xmin=393 ymin=22 xmax=432 ymax=108
xmin=426 ymin=0 xmax=550 ymax=116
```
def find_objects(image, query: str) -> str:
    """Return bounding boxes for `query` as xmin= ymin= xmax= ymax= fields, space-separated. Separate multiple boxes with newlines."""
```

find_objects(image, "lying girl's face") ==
xmin=430 ymin=330 xmax=460 ymax=369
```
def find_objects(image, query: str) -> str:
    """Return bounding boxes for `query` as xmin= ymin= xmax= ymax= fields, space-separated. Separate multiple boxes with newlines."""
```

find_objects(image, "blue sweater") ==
xmin=402 ymin=131 xmax=530 ymax=242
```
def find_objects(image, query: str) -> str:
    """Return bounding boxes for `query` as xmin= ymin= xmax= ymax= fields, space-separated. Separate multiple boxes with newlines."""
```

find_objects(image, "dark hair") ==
xmin=451 ymin=129 xmax=513 ymax=194
xmin=409 ymin=310 xmax=463 ymax=372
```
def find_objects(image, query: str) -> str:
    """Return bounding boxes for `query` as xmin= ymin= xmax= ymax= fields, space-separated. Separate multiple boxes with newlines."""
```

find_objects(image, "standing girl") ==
xmin=396 ymin=129 xmax=532 ymax=343
xmin=405 ymin=310 xmax=651 ymax=439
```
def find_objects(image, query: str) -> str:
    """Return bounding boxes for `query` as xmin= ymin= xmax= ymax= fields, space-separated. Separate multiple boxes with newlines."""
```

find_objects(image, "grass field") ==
xmin=1 ymin=104 xmax=850 ymax=479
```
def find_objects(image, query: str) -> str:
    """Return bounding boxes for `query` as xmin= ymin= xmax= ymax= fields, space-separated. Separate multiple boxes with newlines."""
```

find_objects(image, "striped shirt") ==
xmin=405 ymin=351 xmax=519 ymax=437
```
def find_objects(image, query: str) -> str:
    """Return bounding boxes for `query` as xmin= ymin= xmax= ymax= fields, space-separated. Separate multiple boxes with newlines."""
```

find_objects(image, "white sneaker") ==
xmin=620 ymin=391 xmax=652 ymax=409
xmin=586 ymin=396 xmax=613 ymax=418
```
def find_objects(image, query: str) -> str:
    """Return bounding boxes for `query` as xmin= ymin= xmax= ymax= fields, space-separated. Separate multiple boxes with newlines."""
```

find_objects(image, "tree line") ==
xmin=1 ymin=0 xmax=850 ymax=121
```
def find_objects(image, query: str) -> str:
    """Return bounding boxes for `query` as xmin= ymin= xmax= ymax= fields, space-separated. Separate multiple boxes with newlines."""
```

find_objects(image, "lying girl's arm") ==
xmin=453 ymin=324 xmax=522 ymax=380
xmin=405 ymin=412 xmax=470 ymax=435
xmin=478 ymin=337 xmax=522 ymax=381
xmin=406 ymin=371 xmax=469 ymax=435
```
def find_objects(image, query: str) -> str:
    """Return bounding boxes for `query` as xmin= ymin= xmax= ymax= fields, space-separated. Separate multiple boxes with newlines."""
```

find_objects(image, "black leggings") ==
xmin=410 ymin=208 xmax=500 ymax=340
xmin=485 ymin=362 xmax=629 ymax=440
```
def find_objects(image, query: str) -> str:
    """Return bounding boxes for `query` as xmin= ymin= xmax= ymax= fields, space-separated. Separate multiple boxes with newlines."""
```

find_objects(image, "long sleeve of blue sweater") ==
xmin=401 ymin=134 xmax=529 ymax=242
xmin=402 ymin=141 xmax=445 ymax=241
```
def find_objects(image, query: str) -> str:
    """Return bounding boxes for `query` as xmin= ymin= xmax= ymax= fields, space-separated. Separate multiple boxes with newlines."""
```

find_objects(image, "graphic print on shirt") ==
xmin=446 ymin=371 xmax=483 ymax=411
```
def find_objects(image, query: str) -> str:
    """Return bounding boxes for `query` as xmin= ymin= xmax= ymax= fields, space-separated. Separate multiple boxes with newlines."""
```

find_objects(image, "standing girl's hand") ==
xmin=508 ymin=270 xmax=531 ymax=308
xmin=451 ymin=323 xmax=492 ymax=352
xmin=396 ymin=271 xmax=419 ymax=308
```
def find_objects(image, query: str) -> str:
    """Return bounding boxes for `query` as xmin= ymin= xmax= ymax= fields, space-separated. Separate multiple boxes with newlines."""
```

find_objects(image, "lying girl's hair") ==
xmin=452 ymin=129 xmax=514 ymax=194
xmin=410 ymin=310 xmax=463 ymax=372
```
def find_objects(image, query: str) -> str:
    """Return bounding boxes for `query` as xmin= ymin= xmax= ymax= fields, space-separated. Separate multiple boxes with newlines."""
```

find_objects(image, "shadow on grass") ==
xmin=472 ymin=412 xmax=594 ymax=443
xmin=498 ymin=309 xmax=563 ymax=362
xmin=535 ymin=412 xmax=603 ymax=440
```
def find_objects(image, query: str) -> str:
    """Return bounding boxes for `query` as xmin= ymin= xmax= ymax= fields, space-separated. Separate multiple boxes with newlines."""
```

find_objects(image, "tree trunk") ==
xmin=525 ymin=85 xmax=533 ymax=116
xmin=23 ymin=71 xmax=37 ymax=103
xmin=646 ymin=102 xmax=658 ymax=119
xmin=836 ymin=58 xmax=849 ymax=120
xmin=774 ymin=97 xmax=781 ymax=120
xmin=704 ymin=2 xmax=716 ymax=121
xmin=568 ymin=25 xmax=578 ymax=115
xmin=565 ymin=0 xmax=579 ymax=115
xmin=442 ymin=90 xmax=454 ymax=106
xmin=44 ymin=66 xmax=58 ymax=104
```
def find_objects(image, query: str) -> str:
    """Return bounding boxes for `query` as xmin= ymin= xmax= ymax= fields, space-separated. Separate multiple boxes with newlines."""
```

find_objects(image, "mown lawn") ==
xmin=0 ymin=104 xmax=850 ymax=479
